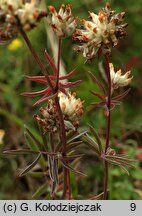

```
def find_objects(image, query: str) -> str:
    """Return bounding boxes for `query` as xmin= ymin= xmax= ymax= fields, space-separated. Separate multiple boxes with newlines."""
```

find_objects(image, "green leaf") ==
xmin=68 ymin=131 xmax=88 ymax=143
xmin=48 ymin=155 xmax=54 ymax=181
xmin=70 ymin=172 xmax=78 ymax=199
xmin=82 ymin=134 xmax=100 ymax=155
xmin=27 ymin=172 xmax=45 ymax=178
xmin=60 ymin=159 xmax=86 ymax=177
xmin=19 ymin=154 xmax=41 ymax=177
xmin=52 ymin=157 xmax=59 ymax=185
xmin=66 ymin=141 xmax=83 ymax=152
xmin=32 ymin=183 xmax=48 ymax=199
xmin=48 ymin=155 xmax=59 ymax=194
xmin=106 ymin=155 xmax=136 ymax=168
xmin=24 ymin=131 xmax=45 ymax=168
xmin=88 ymin=124 xmax=103 ymax=153
xmin=25 ymin=126 xmax=42 ymax=150
xmin=3 ymin=149 xmax=38 ymax=155
xmin=104 ymin=158 xmax=130 ymax=175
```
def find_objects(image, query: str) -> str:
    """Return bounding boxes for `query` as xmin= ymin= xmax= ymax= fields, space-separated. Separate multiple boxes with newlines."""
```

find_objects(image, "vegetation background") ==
xmin=0 ymin=0 xmax=142 ymax=199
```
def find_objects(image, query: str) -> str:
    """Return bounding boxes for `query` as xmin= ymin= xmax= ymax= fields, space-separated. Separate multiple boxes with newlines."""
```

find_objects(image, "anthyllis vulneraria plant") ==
xmin=2 ymin=2 xmax=136 ymax=200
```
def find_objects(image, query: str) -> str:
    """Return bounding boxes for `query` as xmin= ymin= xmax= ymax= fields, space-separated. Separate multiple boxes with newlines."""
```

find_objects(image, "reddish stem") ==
xmin=103 ymin=54 xmax=111 ymax=200
xmin=54 ymin=39 xmax=71 ymax=199
xmin=20 ymin=29 xmax=54 ymax=93
xmin=54 ymin=97 xmax=68 ymax=199
xmin=56 ymin=38 xmax=62 ymax=90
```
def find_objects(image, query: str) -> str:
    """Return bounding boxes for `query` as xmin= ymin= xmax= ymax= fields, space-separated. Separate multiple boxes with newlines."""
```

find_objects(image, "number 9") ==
xmin=130 ymin=203 xmax=136 ymax=211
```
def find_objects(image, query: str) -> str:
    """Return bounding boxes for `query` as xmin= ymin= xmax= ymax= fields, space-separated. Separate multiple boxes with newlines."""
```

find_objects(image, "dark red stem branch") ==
xmin=103 ymin=54 xmax=111 ymax=200
xmin=54 ymin=98 xmax=68 ymax=199
xmin=56 ymin=38 xmax=62 ymax=90
xmin=54 ymin=39 xmax=71 ymax=199
xmin=20 ymin=29 xmax=54 ymax=92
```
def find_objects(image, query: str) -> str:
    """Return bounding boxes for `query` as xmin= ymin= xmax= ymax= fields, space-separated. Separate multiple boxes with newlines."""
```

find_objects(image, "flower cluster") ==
xmin=35 ymin=92 xmax=84 ymax=133
xmin=109 ymin=63 xmax=133 ymax=89
xmin=74 ymin=3 xmax=127 ymax=61
xmin=48 ymin=4 xmax=78 ymax=38
xmin=0 ymin=0 xmax=47 ymax=42
xmin=0 ymin=129 xmax=5 ymax=145
xmin=59 ymin=92 xmax=84 ymax=126
xmin=7 ymin=38 xmax=22 ymax=51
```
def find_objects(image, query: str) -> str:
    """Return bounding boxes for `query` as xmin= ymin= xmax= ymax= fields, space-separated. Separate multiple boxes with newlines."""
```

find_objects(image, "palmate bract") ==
xmin=22 ymin=50 xmax=82 ymax=106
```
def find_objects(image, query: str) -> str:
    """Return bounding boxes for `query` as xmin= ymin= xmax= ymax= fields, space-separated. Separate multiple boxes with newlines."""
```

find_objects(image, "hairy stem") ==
xmin=54 ymin=97 xmax=68 ymax=199
xmin=103 ymin=54 xmax=111 ymax=200
xmin=56 ymin=38 xmax=62 ymax=90
xmin=20 ymin=29 xmax=54 ymax=92
xmin=54 ymin=39 xmax=71 ymax=199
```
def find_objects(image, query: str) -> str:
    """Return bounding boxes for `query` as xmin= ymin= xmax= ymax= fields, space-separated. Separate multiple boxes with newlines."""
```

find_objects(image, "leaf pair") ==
xmin=104 ymin=153 xmax=136 ymax=175
xmin=89 ymin=71 xmax=131 ymax=112
xmin=81 ymin=125 xmax=103 ymax=157
xmin=22 ymin=50 xmax=82 ymax=106
xmin=100 ymin=147 xmax=136 ymax=175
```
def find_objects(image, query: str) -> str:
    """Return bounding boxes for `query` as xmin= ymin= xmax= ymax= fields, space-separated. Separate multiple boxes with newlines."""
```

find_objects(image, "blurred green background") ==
xmin=0 ymin=0 xmax=142 ymax=199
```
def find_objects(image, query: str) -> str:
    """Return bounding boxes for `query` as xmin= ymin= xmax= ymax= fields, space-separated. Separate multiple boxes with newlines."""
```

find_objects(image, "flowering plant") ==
xmin=1 ymin=1 xmax=135 ymax=200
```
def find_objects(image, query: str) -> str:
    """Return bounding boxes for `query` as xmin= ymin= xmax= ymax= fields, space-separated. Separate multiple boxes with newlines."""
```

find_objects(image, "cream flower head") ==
xmin=0 ymin=0 xmax=22 ymax=11
xmin=0 ymin=0 xmax=47 ymax=42
xmin=48 ymin=4 xmax=78 ymax=38
xmin=35 ymin=92 xmax=84 ymax=133
xmin=109 ymin=63 xmax=133 ymax=89
xmin=74 ymin=4 xmax=127 ymax=61
xmin=58 ymin=92 xmax=84 ymax=125
xmin=16 ymin=0 xmax=44 ymax=31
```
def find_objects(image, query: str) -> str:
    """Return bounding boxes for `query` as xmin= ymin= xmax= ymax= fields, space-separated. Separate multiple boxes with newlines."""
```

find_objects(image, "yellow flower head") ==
xmin=0 ymin=129 xmax=5 ymax=145
xmin=8 ymin=38 xmax=22 ymax=51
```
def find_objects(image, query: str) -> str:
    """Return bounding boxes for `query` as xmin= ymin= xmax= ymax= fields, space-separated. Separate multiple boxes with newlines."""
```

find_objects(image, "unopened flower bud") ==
xmin=109 ymin=63 xmax=133 ymax=88
xmin=48 ymin=4 xmax=78 ymax=38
